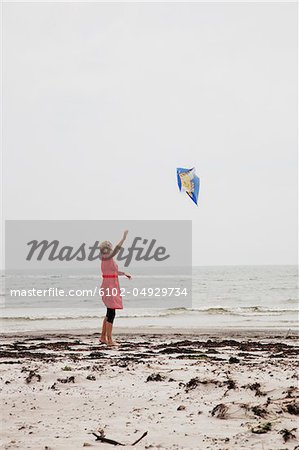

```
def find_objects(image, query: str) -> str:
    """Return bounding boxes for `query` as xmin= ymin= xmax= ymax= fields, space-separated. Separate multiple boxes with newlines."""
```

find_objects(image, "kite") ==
xmin=177 ymin=167 xmax=200 ymax=206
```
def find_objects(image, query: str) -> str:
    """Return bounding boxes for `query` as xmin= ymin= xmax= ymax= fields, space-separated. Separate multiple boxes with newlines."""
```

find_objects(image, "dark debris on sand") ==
xmin=285 ymin=402 xmax=299 ymax=416
xmin=251 ymin=405 xmax=268 ymax=418
xmin=57 ymin=376 xmax=75 ymax=384
xmin=279 ymin=427 xmax=297 ymax=443
xmin=211 ymin=404 xmax=229 ymax=419
xmin=1 ymin=334 xmax=298 ymax=365
xmin=251 ymin=422 xmax=272 ymax=434
xmin=25 ymin=370 xmax=41 ymax=384
xmin=146 ymin=373 xmax=166 ymax=382
xmin=243 ymin=382 xmax=267 ymax=397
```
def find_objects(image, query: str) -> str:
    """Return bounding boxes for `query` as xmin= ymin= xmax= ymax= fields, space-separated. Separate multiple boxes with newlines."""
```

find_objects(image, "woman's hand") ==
xmin=125 ymin=273 xmax=132 ymax=280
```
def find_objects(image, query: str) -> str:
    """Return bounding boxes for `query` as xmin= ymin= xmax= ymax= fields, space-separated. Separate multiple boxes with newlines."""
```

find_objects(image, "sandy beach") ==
xmin=1 ymin=328 xmax=298 ymax=450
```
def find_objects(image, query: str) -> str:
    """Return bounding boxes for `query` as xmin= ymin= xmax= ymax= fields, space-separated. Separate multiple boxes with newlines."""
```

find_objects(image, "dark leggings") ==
xmin=106 ymin=308 xmax=116 ymax=324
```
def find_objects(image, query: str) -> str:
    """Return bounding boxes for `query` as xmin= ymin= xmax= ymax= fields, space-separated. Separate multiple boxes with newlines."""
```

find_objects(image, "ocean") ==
xmin=1 ymin=265 xmax=298 ymax=332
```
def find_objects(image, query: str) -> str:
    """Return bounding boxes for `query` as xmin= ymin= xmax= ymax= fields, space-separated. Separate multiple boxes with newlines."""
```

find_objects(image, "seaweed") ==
xmin=251 ymin=422 xmax=272 ymax=434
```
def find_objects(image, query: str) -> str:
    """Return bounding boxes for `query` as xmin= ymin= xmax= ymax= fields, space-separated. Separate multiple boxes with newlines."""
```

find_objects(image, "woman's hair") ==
xmin=99 ymin=240 xmax=113 ymax=255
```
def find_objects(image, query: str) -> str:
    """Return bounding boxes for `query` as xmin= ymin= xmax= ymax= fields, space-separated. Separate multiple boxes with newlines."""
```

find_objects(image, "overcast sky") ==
xmin=2 ymin=1 xmax=298 ymax=265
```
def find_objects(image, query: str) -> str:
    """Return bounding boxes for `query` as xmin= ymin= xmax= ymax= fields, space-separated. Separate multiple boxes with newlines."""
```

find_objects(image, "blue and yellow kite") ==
xmin=177 ymin=167 xmax=200 ymax=206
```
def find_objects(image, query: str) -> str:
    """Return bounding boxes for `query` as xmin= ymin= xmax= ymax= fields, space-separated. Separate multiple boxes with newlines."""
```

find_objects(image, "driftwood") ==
xmin=92 ymin=432 xmax=124 ymax=446
xmin=131 ymin=432 xmax=148 ymax=446
xmin=92 ymin=431 xmax=148 ymax=446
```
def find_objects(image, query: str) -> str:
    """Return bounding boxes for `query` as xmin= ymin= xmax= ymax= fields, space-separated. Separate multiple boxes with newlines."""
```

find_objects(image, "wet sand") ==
xmin=0 ymin=329 xmax=298 ymax=449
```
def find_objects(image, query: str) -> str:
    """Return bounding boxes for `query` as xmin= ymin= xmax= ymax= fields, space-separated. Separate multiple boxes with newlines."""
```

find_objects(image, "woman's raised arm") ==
xmin=110 ymin=230 xmax=128 ymax=257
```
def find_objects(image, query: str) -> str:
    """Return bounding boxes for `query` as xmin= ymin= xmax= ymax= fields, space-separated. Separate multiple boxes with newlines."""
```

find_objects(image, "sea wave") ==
xmin=0 ymin=315 xmax=101 ymax=321
xmin=1 ymin=305 xmax=298 ymax=321
xmin=163 ymin=306 xmax=299 ymax=316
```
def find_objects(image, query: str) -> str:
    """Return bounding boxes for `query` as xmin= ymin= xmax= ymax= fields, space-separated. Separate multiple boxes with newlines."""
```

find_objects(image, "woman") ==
xmin=99 ymin=230 xmax=131 ymax=346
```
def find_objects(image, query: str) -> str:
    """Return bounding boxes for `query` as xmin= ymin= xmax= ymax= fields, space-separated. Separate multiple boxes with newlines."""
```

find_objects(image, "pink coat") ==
xmin=101 ymin=257 xmax=123 ymax=310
